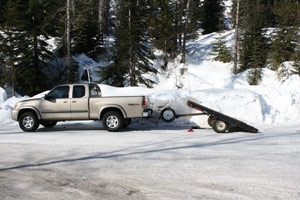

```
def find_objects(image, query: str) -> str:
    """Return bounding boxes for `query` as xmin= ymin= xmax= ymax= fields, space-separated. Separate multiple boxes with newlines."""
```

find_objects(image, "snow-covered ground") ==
xmin=1 ymin=30 xmax=300 ymax=199
xmin=1 ymin=121 xmax=300 ymax=199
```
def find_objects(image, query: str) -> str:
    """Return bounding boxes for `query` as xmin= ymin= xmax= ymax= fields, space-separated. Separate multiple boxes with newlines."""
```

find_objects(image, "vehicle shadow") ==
xmin=37 ymin=119 xmax=203 ymax=132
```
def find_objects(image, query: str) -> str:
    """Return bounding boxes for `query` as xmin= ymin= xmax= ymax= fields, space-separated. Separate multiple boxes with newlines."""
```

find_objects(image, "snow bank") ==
xmin=1 ymin=31 xmax=300 ymax=126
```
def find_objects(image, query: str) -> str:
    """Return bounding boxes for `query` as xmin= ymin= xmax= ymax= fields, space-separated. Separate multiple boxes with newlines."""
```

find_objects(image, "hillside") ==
xmin=1 ymin=30 xmax=300 ymax=126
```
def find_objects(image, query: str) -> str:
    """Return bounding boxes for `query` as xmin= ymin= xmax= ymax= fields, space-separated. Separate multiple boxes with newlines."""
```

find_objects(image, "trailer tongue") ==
xmin=186 ymin=100 xmax=258 ymax=133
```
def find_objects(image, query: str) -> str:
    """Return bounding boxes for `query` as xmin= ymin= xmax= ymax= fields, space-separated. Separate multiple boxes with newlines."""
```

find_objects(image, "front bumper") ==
xmin=11 ymin=109 xmax=19 ymax=121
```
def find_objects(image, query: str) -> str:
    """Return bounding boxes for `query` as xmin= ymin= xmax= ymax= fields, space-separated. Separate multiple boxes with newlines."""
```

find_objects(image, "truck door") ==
xmin=70 ymin=85 xmax=89 ymax=119
xmin=40 ymin=85 xmax=71 ymax=120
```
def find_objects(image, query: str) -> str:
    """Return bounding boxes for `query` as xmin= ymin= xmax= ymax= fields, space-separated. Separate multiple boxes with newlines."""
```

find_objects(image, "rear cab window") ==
xmin=89 ymin=84 xmax=101 ymax=97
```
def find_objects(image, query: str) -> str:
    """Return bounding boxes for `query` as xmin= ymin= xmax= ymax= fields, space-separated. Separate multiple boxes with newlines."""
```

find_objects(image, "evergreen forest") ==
xmin=0 ymin=0 xmax=299 ymax=96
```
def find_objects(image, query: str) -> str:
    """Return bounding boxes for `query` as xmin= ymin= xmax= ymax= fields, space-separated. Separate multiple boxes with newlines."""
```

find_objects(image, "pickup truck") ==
xmin=11 ymin=83 xmax=152 ymax=132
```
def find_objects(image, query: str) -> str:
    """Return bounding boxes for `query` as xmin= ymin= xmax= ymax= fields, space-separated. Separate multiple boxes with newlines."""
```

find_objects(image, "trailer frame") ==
xmin=185 ymin=100 xmax=258 ymax=133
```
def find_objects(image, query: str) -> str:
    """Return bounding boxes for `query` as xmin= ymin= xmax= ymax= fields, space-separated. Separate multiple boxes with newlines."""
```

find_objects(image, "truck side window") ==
xmin=73 ymin=85 xmax=85 ymax=98
xmin=48 ymin=86 xmax=69 ymax=99
xmin=90 ymin=85 xmax=101 ymax=97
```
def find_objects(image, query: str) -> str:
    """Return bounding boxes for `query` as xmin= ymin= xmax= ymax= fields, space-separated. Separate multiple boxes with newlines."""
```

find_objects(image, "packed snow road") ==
xmin=0 ymin=120 xmax=300 ymax=200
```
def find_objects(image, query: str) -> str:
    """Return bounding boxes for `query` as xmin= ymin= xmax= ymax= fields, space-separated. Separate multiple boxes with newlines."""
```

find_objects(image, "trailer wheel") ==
xmin=207 ymin=116 xmax=215 ymax=127
xmin=161 ymin=108 xmax=176 ymax=123
xmin=212 ymin=120 xmax=228 ymax=133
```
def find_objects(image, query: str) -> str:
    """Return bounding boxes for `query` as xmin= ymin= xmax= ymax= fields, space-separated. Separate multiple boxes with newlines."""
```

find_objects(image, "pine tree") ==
xmin=200 ymin=0 xmax=225 ymax=34
xmin=0 ymin=0 xmax=26 ymax=95
xmin=72 ymin=0 xmax=102 ymax=59
xmin=270 ymin=0 xmax=300 ymax=72
xmin=12 ymin=0 xmax=61 ymax=95
xmin=211 ymin=34 xmax=232 ymax=63
xmin=99 ymin=0 xmax=157 ymax=87
xmin=238 ymin=0 xmax=267 ymax=85
xmin=149 ymin=0 xmax=180 ymax=69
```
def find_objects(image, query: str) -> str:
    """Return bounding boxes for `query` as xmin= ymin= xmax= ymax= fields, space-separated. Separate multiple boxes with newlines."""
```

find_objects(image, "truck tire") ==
xmin=19 ymin=112 xmax=39 ymax=132
xmin=40 ymin=121 xmax=57 ymax=128
xmin=102 ymin=111 xmax=124 ymax=132
xmin=161 ymin=107 xmax=176 ymax=123
xmin=212 ymin=120 xmax=228 ymax=133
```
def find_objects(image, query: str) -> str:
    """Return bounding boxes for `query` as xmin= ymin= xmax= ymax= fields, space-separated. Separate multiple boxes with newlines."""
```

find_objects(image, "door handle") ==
xmin=63 ymin=101 xmax=68 ymax=103
xmin=72 ymin=101 xmax=76 ymax=103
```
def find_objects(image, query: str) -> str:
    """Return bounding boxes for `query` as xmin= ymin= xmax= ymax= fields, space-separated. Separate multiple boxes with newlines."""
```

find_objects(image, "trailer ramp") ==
xmin=187 ymin=100 xmax=258 ymax=133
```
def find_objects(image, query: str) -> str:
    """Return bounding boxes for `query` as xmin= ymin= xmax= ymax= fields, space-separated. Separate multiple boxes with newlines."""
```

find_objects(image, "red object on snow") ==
xmin=187 ymin=129 xmax=194 ymax=132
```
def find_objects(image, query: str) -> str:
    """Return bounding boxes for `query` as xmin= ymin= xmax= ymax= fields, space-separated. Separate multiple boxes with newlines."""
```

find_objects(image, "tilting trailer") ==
xmin=160 ymin=100 xmax=258 ymax=133
xmin=186 ymin=100 xmax=258 ymax=133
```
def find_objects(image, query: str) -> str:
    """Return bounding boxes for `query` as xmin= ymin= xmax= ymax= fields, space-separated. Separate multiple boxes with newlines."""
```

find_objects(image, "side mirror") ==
xmin=44 ymin=94 xmax=53 ymax=101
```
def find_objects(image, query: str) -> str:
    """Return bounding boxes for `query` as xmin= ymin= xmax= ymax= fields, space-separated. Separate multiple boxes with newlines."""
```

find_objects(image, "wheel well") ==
xmin=18 ymin=109 xmax=39 ymax=121
xmin=100 ymin=108 xmax=124 ymax=120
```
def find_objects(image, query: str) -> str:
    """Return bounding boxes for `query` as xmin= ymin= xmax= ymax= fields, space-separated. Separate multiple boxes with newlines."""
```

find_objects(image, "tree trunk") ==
xmin=181 ymin=0 xmax=190 ymax=64
xmin=233 ymin=0 xmax=240 ymax=75
xmin=66 ymin=0 xmax=72 ymax=83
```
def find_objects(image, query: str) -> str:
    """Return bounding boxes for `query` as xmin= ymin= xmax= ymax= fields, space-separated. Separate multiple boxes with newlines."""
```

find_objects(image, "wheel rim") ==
xmin=215 ymin=121 xmax=226 ymax=131
xmin=106 ymin=116 xmax=119 ymax=128
xmin=23 ymin=116 xmax=34 ymax=129
xmin=162 ymin=110 xmax=174 ymax=120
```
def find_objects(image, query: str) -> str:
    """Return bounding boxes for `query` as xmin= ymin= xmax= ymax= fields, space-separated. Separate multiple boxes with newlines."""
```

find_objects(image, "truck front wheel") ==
xmin=102 ymin=111 xmax=124 ymax=132
xmin=19 ymin=112 xmax=39 ymax=132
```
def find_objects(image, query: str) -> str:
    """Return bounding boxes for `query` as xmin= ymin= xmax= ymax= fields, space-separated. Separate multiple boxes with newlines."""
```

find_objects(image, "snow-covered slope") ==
xmin=1 ymin=31 xmax=300 ymax=126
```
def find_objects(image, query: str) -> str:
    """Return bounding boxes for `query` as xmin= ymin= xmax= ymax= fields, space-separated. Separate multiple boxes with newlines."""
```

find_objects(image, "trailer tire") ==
xmin=212 ymin=120 xmax=228 ymax=133
xmin=161 ymin=108 xmax=176 ymax=123
xmin=207 ymin=116 xmax=215 ymax=127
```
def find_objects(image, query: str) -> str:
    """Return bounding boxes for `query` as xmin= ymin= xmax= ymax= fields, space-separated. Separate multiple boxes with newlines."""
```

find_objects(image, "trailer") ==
xmin=160 ymin=100 xmax=258 ymax=133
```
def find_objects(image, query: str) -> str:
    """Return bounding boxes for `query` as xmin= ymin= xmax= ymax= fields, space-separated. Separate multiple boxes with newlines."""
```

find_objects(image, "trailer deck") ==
xmin=186 ymin=100 xmax=258 ymax=133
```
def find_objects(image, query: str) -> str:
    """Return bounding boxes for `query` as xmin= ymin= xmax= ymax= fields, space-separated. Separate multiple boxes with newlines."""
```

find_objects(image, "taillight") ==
xmin=142 ymin=97 xmax=147 ymax=107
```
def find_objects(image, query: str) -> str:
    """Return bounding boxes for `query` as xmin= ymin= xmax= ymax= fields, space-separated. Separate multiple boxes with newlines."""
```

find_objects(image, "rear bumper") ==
xmin=142 ymin=109 xmax=153 ymax=117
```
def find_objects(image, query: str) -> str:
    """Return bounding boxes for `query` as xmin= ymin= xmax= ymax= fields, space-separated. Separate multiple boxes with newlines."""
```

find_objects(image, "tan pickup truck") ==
xmin=11 ymin=83 xmax=152 ymax=132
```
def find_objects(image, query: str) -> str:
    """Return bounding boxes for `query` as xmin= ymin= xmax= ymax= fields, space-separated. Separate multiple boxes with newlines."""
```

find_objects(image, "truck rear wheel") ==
xmin=212 ymin=120 xmax=228 ymax=133
xmin=102 ymin=111 xmax=124 ymax=132
xmin=19 ymin=112 xmax=39 ymax=132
